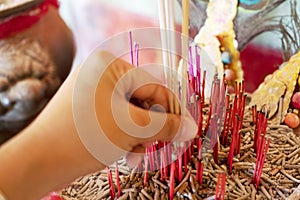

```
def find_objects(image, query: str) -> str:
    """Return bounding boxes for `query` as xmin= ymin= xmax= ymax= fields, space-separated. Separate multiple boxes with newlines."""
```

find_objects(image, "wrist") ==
xmin=0 ymin=190 xmax=7 ymax=200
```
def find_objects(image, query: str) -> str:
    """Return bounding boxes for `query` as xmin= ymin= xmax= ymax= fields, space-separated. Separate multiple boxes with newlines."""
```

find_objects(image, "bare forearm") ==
xmin=0 ymin=73 xmax=104 ymax=200
xmin=0 ymin=51 xmax=198 ymax=199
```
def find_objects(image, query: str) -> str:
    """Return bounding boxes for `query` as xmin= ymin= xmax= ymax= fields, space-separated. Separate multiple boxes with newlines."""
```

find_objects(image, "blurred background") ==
xmin=58 ymin=0 xmax=298 ymax=92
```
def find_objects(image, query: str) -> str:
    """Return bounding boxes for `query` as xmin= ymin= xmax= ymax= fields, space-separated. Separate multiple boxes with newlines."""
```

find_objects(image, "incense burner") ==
xmin=59 ymin=1 xmax=300 ymax=199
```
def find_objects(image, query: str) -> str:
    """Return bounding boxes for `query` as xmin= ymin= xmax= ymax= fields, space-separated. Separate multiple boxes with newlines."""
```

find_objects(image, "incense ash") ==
xmin=61 ymin=0 xmax=300 ymax=199
xmin=61 ymin=34 xmax=300 ymax=200
xmin=61 ymin=100 xmax=300 ymax=200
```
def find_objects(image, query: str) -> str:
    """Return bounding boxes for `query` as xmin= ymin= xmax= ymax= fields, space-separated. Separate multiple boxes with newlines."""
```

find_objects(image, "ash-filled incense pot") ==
xmin=59 ymin=0 xmax=300 ymax=199
xmin=61 ymin=30 xmax=300 ymax=200
xmin=0 ymin=0 xmax=75 ymax=142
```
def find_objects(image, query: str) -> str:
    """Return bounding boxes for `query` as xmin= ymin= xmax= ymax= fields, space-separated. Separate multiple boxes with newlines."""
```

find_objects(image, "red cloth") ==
xmin=240 ymin=43 xmax=283 ymax=93
xmin=0 ymin=0 xmax=59 ymax=39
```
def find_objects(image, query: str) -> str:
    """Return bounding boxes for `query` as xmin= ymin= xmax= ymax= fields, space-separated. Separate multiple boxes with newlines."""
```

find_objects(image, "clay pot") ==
xmin=0 ymin=1 xmax=75 ymax=142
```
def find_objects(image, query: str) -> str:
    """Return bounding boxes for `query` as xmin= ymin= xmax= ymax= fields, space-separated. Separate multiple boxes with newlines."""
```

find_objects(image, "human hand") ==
xmin=73 ymin=51 xmax=198 ymax=167
xmin=0 ymin=50 xmax=197 ymax=200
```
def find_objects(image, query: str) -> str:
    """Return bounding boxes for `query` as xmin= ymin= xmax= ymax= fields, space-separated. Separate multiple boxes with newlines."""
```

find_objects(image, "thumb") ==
xmin=128 ymin=104 xmax=198 ymax=143
xmin=124 ymin=108 xmax=197 ymax=169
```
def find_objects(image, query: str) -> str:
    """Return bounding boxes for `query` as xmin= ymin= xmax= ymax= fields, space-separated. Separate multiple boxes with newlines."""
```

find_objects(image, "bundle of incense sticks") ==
xmin=61 ymin=39 xmax=300 ymax=197
xmin=62 ymin=118 xmax=300 ymax=199
xmin=114 ymin=25 xmax=295 ymax=197
xmin=252 ymin=109 xmax=270 ymax=188
xmin=99 ymin=27 xmax=270 ymax=199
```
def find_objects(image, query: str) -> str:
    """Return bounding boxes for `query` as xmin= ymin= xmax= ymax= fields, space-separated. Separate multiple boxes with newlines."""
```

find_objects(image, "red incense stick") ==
xmin=199 ymin=162 xmax=204 ymax=185
xmin=255 ymin=139 xmax=270 ymax=187
xmin=215 ymin=173 xmax=226 ymax=200
xmin=252 ymin=105 xmax=257 ymax=124
xmin=213 ymin=141 xmax=219 ymax=165
xmin=183 ymin=149 xmax=188 ymax=173
xmin=254 ymin=136 xmax=265 ymax=185
xmin=169 ymin=162 xmax=176 ymax=200
xmin=115 ymin=163 xmax=121 ymax=198
xmin=134 ymin=43 xmax=139 ymax=67
xmin=253 ymin=111 xmax=261 ymax=152
xmin=196 ymin=140 xmax=204 ymax=185
xmin=201 ymin=71 xmax=206 ymax=107
xmin=221 ymin=96 xmax=230 ymax=146
xmin=107 ymin=167 xmax=115 ymax=200
xmin=187 ymin=142 xmax=192 ymax=164
xmin=153 ymin=143 xmax=159 ymax=170
xmin=160 ymin=152 xmax=165 ymax=181
xmin=147 ymin=147 xmax=154 ymax=171
xmin=197 ymin=97 xmax=204 ymax=137
xmin=143 ymin=155 xmax=149 ymax=186
xmin=178 ymin=150 xmax=183 ymax=182
xmin=224 ymin=104 xmax=232 ymax=145
xmin=196 ymin=46 xmax=201 ymax=94
xmin=227 ymin=115 xmax=239 ymax=174
xmin=196 ymin=161 xmax=201 ymax=184
xmin=237 ymin=94 xmax=247 ymax=154
xmin=129 ymin=31 xmax=134 ymax=65
xmin=253 ymin=136 xmax=270 ymax=188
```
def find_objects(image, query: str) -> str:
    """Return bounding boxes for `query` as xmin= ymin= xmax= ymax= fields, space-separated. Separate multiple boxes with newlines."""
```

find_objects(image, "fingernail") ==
xmin=176 ymin=115 xmax=198 ymax=141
